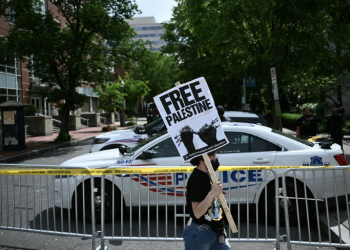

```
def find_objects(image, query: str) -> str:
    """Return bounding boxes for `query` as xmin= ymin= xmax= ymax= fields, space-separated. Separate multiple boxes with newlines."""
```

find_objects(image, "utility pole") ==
xmin=270 ymin=67 xmax=282 ymax=130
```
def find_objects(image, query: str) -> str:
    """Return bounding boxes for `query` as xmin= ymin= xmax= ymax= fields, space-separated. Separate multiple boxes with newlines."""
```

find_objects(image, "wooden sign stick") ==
xmin=203 ymin=153 xmax=238 ymax=233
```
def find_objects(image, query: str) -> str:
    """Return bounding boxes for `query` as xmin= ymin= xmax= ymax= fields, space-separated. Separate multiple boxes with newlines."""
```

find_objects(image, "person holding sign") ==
xmin=183 ymin=150 xmax=231 ymax=250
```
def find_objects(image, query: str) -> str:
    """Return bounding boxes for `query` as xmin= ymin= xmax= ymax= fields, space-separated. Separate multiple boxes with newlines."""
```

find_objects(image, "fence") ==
xmin=0 ymin=164 xmax=99 ymax=249
xmin=0 ymin=164 xmax=350 ymax=250
xmin=282 ymin=166 xmax=350 ymax=250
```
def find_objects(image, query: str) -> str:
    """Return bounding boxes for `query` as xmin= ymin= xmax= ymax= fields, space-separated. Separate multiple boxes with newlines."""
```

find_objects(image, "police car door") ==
xmin=217 ymin=131 xmax=279 ymax=204
xmin=131 ymin=137 xmax=185 ymax=207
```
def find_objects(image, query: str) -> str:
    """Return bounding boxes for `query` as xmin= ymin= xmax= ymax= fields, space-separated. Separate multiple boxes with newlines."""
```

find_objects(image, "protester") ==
xmin=217 ymin=105 xmax=230 ymax=122
xmin=183 ymin=150 xmax=231 ymax=250
xmin=327 ymin=103 xmax=345 ymax=149
xmin=295 ymin=107 xmax=321 ymax=138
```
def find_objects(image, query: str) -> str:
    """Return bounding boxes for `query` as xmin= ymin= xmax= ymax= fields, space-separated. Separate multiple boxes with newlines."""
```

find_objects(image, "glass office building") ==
xmin=126 ymin=17 xmax=166 ymax=52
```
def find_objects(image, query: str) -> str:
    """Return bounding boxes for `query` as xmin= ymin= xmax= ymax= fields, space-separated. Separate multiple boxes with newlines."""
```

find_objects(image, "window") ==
xmin=146 ymin=138 xmax=180 ymax=158
xmin=218 ymin=132 xmax=282 ymax=154
xmin=0 ymin=53 xmax=22 ymax=102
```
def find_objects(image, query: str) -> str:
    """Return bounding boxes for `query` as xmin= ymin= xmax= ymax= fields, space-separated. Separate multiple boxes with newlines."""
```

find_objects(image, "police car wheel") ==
xmin=263 ymin=181 xmax=307 ymax=226
xmin=77 ymin=179 xmax=121 ymax=223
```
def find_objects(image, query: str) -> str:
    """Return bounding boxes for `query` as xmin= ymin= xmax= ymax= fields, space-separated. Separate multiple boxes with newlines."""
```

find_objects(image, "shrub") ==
xmin=101 ymin=126 xmax=117 ymax=132
xmin=281 ymin=113 xmax=301 ymax=130
xmin=281 ymin=112 xmax=328 ymax=133
xmin=126 ymin=121 xmax=137 ymax=126
xmin=24 ymin=104 xmax=39 ymax=116
xmin=55 ymin=133 xmax=71 ymax=142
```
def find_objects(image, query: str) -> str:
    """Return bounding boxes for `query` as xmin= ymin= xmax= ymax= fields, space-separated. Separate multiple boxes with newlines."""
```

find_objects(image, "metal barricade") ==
xmin=282 ymin=166 xmax=350 ymax=250
xmin=99 ymin=167 xmax=280 ymax=249
xmin=0 ymin=164 xmax=98 ymax=250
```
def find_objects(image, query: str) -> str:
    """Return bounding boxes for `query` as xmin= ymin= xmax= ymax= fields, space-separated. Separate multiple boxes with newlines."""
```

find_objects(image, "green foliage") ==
xmin=126 ymin=121 xmax=137 ymax=126
xmin=281 ymin=113 xmax=301 ymax=130
xmin=343 ymin=117 xmax=350 ymax=135
xmin=281 ymin=113 xmax=328 ymax=133
xmin=298 ymin=102 xmax=330 ymax=117
xmin=54 ymin=133 xmax=71 ymax=142
xmin=130 ymin=51 xmax=180 ymax=103
xmin=163 ymin=0 xmax=350 ymax=127
xmin=24 ymin=105 xmax=39 ymax=116
xmin=94 ymin=81 xmax=124 ymax=113
xmin=122 ymin=74 xmax=150 ymax=115
xmin=101 ymin=126 xmax=117 ymax=132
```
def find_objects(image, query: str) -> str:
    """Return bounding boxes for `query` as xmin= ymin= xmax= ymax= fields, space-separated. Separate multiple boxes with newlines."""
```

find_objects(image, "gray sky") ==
xmin=134 ymin=0 xmax=177 ymax=23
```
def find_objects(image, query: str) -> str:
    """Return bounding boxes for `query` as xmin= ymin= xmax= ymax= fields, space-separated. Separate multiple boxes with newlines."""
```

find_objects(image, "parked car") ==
xmin=55 ymin=123 xmax=349 ymax=224
xmin=90 ymin=117 xmax=166 ymax=152
xmin=224 ymin=111 xmax=268 ymax=126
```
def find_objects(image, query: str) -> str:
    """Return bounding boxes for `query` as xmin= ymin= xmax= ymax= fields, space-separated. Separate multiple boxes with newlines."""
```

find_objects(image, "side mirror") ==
xmin=138 ymin=138 xmax=146 ymax=143
xmin=119 ymin=145 xmax=127 ymax=155
xmin=142 ymin=150 xmax=153 ymax=159
xmin=148 ymin=128 xmax=157 ymax=136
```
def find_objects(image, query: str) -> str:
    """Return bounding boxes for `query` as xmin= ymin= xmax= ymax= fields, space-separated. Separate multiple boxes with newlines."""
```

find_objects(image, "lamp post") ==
xmin=120 ymin=80 xmax=125 ymax=127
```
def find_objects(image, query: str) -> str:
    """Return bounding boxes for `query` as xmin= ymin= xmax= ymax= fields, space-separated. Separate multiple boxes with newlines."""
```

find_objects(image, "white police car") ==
xmin=90 ymin=118 xmax=166 ymax=152
xmin=55 ymin=123 xmax=349 ymax=224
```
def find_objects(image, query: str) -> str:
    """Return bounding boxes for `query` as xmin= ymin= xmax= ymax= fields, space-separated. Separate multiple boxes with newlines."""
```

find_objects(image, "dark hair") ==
xmin=189 ymin=150 xmax=217 ymax=166
xmin=217 ymin=105 xmax=225 ymax=116
xmin=303 ymin=107 xmax=310 ymax=112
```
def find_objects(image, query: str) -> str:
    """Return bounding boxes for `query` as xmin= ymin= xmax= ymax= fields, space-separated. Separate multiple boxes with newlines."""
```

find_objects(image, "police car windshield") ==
xmin=134 ymin=118 xmax=162 ymax=134
xmin=130 ymin=130 xmax=168 ymax=153
xmin=272 ymin=129 xmax=314 ymax=147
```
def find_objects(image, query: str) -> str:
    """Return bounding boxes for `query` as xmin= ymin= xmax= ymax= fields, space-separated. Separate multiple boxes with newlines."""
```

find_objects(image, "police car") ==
xmin=55 ymin=123 xmax=349 ymax=224
xmin=90 ymin=118 xmax=166 ymax=152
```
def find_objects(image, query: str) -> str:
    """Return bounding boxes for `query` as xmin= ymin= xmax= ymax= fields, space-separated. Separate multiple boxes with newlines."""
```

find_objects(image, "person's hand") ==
xmin=307 ymin=117 xmax=314 ymax=121
xmin=210 ymin=181 xmax=223 ymax=197
xmin=302 ymin=121 xmax=309 ymax=126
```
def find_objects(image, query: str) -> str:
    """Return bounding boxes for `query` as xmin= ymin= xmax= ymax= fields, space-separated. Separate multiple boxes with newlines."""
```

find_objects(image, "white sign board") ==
xmin=270 ymin=67 xmax=277 ymax=84
xmin=153 ymin=77 xmax=228 ymax=161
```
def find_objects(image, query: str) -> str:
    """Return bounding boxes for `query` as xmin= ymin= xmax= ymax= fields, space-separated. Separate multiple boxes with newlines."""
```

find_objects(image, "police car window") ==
xmin=218 ymin=132 xmax=281 ymax=153
xmin=218 ymin=132 xmax=249 ymax=153
xmin=131 ymin=130 xmax=167 ymax=153
xmin=272 ymin=129 xmax=314 ymax=147
xmin=151 ymin=120 xmax=165 ymax=133
xmin=146 ymin=137 xmax=180 ymax=158
xmin=250 ymin=134 xmax=281 ymax=152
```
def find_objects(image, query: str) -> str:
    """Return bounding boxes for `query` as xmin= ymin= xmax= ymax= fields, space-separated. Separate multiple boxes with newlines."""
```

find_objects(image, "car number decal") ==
xmin=117 ymin=159 xmax=132 ymax=164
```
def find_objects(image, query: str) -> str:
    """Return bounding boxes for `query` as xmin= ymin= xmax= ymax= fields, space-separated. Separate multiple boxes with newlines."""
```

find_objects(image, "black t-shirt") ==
xmin=186 ymin=168 xmax=224 ymax=234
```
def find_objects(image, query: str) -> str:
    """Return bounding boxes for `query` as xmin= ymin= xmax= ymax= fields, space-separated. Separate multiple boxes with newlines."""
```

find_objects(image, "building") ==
xmin=0 ymin=1 xmax=101 ymax=116
xmin=126 ymin=16 xmax=166 ymax=52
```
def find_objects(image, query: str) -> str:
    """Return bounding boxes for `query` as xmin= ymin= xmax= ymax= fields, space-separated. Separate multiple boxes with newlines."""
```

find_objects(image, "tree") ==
xmin=169 ymin=0 xmax=350 ymax=130
xmin=0 ymin=0 xmax=147 ymax=139
xmin=93 ymin=81 xmax=124 ymax=124
xmin=162 ymin=4 xmax=243 ymax=110
xmin=130 ymin=51 xmax=181 ymax=103
xmin=121 ymin=74 xmax=150 ymax=116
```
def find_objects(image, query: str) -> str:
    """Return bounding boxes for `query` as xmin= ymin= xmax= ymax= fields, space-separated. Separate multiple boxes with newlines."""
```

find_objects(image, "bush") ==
xmin=281 ymin=112 xmax=328 ymax=133
xmin=126 ymin=121 xmax=137 ymax=126
xmin=299 ymin=102 xmax=330 ymax=117
xmin=281 ymin=113 xmax=301 ymax=130
xmin=24 ymin=104 xmax=39 ymax=116
xmin=55 ymin=133 xmax=71 ymax=142
xmin=101 ymin=126 xmax=117 ymax=132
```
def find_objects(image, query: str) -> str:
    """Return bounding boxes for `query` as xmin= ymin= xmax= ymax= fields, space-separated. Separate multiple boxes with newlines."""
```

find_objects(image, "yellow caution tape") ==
xmin=0 ymin=165 xmax=346 ymax=176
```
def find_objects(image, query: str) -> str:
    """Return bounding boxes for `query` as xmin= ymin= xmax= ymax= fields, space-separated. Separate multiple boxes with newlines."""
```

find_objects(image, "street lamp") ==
xmin=120 ymin=80 xmax=125 ymax=127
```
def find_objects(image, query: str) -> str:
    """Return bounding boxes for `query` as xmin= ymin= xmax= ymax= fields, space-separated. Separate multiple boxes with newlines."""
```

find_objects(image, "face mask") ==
xmin=211 ymin=158 xmax=220 ymax=171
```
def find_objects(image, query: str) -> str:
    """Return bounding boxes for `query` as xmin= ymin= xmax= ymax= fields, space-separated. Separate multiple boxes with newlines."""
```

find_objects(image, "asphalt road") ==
xmin=0 ymin=138 xmax=344 ymax=250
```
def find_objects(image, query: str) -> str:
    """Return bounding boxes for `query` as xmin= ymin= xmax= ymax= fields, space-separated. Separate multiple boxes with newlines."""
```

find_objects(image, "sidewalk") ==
xmin=0 ymin=118 xmax=148 ymax=163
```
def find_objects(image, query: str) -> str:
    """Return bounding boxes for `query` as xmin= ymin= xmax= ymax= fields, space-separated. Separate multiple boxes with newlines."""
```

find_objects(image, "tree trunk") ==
xmin=59 ymin=107 xmax=71 ymax=136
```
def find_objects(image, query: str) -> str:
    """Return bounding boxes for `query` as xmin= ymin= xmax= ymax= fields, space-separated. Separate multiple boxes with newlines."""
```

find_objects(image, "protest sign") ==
xmin=153 ymin=77 xmax=228 ymax=161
